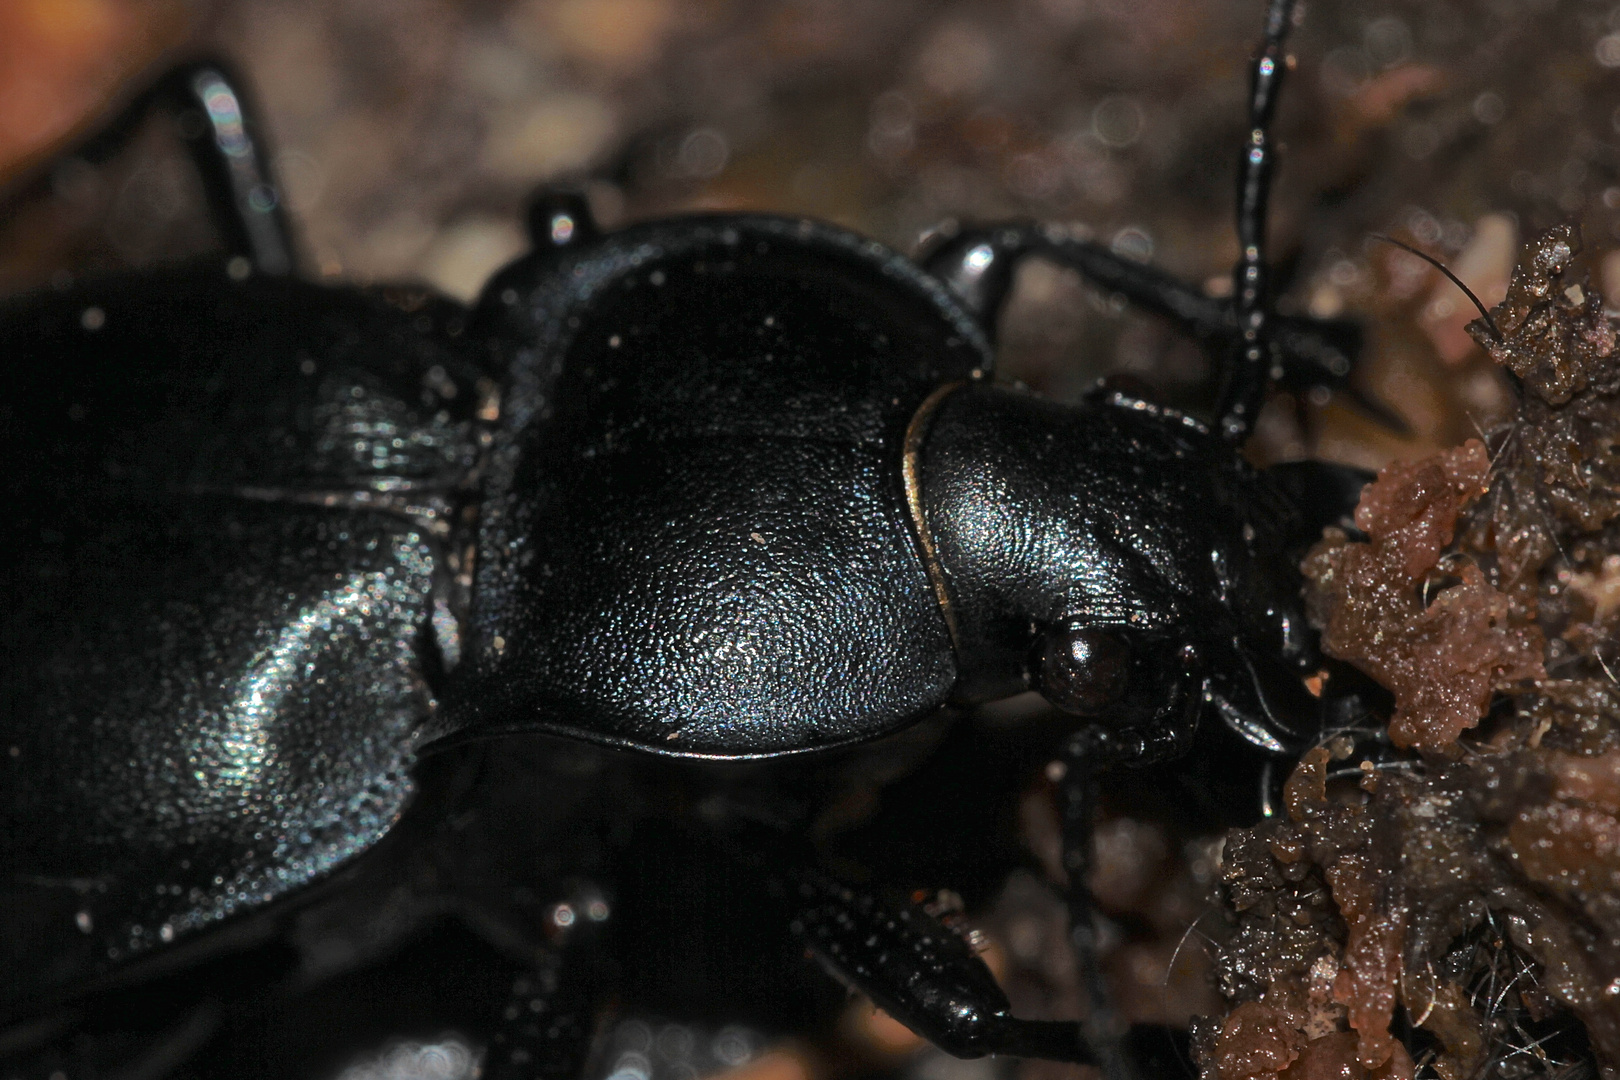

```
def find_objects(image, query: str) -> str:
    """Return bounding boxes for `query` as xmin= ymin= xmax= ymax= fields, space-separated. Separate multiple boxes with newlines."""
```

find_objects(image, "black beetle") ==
xmin=1 ymin=2 xmax=1382 ymax=1077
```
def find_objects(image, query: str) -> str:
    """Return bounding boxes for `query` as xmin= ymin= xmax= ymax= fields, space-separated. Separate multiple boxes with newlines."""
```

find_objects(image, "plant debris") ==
xmin=1195 ymin=226 xmax=1620 ymax=1080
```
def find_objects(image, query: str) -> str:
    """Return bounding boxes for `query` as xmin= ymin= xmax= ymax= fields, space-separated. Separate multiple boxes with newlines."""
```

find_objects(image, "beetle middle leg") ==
xmin=790 ymin=870 xmax=1101 ymax=1065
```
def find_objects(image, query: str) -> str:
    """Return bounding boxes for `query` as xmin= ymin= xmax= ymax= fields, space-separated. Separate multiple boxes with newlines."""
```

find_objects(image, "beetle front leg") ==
xmin=1055 ymin=722 xmax=1200 ymax=1080
xmin=920 ymin=224 xmax=1387 ymax=429
xmin=789 ymin=871 xmax=1099 ymax=1066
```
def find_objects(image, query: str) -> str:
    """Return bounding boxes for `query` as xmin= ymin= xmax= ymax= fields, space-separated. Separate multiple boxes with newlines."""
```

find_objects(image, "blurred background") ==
xmin=2 ymin=1 xmax=1619 ymax=1078
xmin=10 ymin=0 xmax=1620 ymax=469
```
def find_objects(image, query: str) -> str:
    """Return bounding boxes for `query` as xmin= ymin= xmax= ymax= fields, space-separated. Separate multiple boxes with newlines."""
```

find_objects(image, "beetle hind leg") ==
xmin=72 ymin=59 xmax=298 ymax=274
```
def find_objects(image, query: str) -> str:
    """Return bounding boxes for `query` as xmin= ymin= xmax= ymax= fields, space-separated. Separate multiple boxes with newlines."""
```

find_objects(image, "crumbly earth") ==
xmin=1197 ymin=227 xmax=1620 ymax=1080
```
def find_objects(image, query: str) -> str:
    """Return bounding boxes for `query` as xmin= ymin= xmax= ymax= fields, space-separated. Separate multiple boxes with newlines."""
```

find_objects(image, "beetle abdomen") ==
xmin=0 ymin=265 xmax=484 ymax=1011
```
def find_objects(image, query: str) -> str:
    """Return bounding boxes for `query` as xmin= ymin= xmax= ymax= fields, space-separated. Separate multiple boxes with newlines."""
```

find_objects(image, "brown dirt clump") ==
xmin=1196 ymin=227 xmax=1620 ymax=1080
xmin=1302 ymin=442 xmax=1545 ymax=753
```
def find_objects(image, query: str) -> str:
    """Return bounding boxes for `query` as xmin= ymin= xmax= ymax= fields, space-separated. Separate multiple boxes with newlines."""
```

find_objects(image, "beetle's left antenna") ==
xmin=86 ymin=60 xmax=298 ymax=276
xmin=1216 ymin=0 xmax=1300 ymax=442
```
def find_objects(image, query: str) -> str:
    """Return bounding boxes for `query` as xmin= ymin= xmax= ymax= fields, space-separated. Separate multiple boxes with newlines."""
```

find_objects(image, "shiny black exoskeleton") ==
xmin=1 ymin=4 xmax=1380 ymax=1077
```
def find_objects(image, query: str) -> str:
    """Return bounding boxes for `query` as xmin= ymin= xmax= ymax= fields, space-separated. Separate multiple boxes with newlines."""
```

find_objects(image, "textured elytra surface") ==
xmin=2 ymin=505 xmax=433 ymax=978
xmin=0 ymin=262 xmax=484 ymax=1014
xmin=0 ymin=263 xmax=490 ymax=500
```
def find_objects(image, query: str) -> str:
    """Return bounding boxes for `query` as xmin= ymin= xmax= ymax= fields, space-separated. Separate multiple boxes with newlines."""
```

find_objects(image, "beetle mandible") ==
xmin=0 ymin=2 xmax=1384 ymax=1077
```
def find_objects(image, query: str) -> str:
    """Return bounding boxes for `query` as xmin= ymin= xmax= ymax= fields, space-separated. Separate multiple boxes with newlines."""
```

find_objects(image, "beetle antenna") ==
xmin=1369 ymin=234 xmax=1502 ymax=341
xmin=1216 ymin=0 xmax=1300 ymax=443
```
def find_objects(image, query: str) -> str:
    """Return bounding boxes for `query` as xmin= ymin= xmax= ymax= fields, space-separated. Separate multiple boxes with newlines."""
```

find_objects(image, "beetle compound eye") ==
xmin=1038 ymin=627 xmax=1131 ymax=716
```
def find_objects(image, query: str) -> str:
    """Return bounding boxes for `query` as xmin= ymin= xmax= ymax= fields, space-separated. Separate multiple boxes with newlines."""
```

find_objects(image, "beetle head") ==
xmin=912 ymin=383 xmax=1346 ymax=755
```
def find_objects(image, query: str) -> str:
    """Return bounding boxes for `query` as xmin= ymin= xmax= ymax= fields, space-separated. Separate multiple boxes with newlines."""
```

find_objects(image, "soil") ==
xmin=1200 ymin=227 xmax=1620 ymax=1080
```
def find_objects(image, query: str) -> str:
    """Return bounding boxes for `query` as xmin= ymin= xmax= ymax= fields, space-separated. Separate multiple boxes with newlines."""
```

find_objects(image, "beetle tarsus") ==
xmin=790 ymin=871 xmax=1100 ymax=1065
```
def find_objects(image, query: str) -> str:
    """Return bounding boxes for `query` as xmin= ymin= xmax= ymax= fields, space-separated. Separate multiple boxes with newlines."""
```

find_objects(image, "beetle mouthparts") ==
xmin=1204 ymin=638 xmax=1322 ymax=756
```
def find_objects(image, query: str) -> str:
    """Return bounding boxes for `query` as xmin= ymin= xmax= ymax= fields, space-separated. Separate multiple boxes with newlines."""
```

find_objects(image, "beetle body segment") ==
xmin=1 ymin=264 xmax=485 ymax=1010
xmin=437 ymin=216 xmax=987 ymax=756
xmin=913 ymin=382 xmax=1318 ymax=721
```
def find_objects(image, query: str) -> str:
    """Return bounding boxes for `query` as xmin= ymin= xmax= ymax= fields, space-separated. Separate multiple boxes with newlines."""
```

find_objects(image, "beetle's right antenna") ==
xmin=1216 ymin=0 xmax=1300 ymax=442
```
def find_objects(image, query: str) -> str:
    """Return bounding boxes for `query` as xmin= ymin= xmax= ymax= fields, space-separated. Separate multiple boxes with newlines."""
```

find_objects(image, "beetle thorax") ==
xmin=905 ymin=382 xmax=1302 ymax=713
